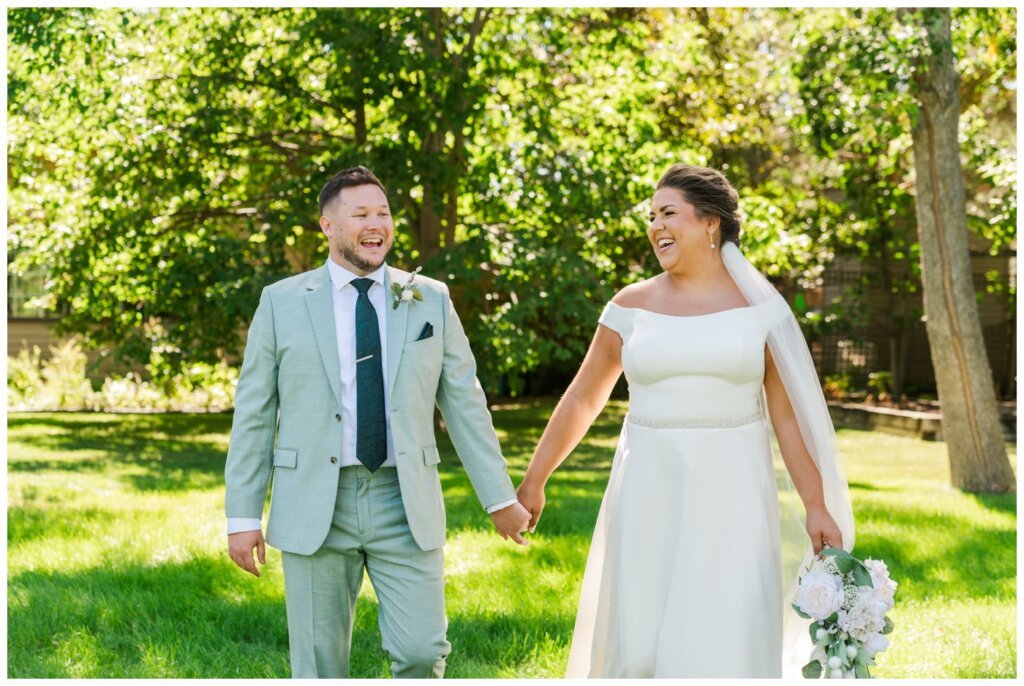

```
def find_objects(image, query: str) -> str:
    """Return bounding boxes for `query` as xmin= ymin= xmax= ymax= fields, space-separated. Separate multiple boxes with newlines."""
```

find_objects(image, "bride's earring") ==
xmin=709 ymin=230 xmax=716 ymax=250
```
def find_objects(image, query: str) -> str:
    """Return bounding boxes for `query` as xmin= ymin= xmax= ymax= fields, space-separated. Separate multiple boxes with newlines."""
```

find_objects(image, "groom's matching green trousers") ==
xmin=282 ymin=466 xmax=449 ymax=678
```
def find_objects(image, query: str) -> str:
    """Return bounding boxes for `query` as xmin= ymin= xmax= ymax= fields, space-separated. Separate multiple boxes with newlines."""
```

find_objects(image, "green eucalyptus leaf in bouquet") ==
xmin=802 ymin=660 xmax=823 ymax=679
xmin=852 ymin=564 xmax=874 ymax=588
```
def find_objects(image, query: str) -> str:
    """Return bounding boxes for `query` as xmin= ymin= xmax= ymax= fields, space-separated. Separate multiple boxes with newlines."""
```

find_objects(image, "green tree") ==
xmin=904 ymin=8 xmax=1014 ymax=493
xmin=792 ymin=8 xmax=1015 ymax=399
xmin=8 ymin=8 xmax=668 ymax=392
xmin=8 ymin=7 xmax=1015 ymax=408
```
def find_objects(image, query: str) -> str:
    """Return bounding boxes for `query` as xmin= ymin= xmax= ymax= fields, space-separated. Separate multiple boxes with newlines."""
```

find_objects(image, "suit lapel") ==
xmin=304 ymin=266 xmax=343 ymax=408
xmin=385 ymin=266 xmax=409 ymax=399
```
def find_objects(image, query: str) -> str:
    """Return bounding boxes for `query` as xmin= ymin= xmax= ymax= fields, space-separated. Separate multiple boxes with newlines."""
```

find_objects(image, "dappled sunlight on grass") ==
xmin=8 ymin=413 xmax=232 ymax=493
xmin=6 ymin=408 xmax=1016 ymax=677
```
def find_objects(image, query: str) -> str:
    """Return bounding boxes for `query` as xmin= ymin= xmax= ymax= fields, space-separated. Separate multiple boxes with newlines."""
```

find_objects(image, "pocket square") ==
xmin=415 ymin=322 xmax=434 ymax=341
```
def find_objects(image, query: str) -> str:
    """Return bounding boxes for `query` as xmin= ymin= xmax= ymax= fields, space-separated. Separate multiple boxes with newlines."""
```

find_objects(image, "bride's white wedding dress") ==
xmin=565 ymin=295 xmax=795 ymax=678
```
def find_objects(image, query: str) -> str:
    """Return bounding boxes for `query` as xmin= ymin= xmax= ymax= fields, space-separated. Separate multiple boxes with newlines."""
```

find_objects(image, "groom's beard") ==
xmin=337 ymin=237 xmax=393 ymax=272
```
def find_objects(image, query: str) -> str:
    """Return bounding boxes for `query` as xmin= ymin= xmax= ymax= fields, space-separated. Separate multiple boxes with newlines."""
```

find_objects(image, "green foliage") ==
xmin=7 ymin=7 xmax=667 ymax=390
xmin=867 ymin=371 xmax=894 ymax=398
xmin=7 ymin=8 xmax=1016 ymax=393
xmin=802 ymin=659 xmax=823 ymax=678
xmin=6 ymin=340 xmax=238 ymax=412
xmin=791 ymin=7 xmax=1016 ymax=395
xmin=7 ymin=340 xmax=95 ymax=410
xmin=7 ymin=346 xmax=45 ymax=405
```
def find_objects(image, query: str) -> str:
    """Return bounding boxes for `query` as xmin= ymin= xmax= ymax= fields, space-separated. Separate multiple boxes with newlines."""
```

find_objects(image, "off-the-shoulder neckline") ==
xmin=605 ymin=296 xmax=782 ymax=320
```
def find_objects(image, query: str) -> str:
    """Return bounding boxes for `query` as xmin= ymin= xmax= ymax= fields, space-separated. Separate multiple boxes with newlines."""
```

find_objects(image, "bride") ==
xmin=516 ymin=164 xmax=856 ymax=677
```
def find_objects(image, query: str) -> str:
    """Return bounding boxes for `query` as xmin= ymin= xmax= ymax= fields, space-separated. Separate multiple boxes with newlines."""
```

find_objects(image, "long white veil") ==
xmin=721 ymin=242 xmax=856 ymax=677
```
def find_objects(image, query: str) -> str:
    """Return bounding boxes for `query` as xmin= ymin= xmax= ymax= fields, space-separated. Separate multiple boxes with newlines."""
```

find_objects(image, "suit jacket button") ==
xmin=335 ymin=414 xmax=341 ymax=421
xmin=330 ymin=456 xmax=338 ymax=464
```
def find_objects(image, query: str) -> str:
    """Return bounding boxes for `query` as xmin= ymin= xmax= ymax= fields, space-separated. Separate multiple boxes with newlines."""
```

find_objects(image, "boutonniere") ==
xmin=391 ymin=266 xmax=424 ymax=309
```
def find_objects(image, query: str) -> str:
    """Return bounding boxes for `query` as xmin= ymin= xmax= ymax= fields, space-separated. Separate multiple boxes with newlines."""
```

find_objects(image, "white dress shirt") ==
xmin=228 ymin=259 xmax=514 ymax=535
xmin=326 ymin=259 xmax=396 ymax=469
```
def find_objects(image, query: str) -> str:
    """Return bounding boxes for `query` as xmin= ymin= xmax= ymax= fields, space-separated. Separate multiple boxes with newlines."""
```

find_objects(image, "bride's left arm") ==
xmin=764 ymin=346 xmax=843 ymax=553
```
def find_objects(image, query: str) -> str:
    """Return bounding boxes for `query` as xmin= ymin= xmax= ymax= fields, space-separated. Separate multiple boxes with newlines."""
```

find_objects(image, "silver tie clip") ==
xmin=355 ymin=355 xmax=374 ymax=363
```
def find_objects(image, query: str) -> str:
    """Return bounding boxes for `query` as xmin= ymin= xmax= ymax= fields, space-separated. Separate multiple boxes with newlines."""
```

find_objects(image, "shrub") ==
xmin=7 ymin=339 xmax=94 ymax=410
xmin=823 ymin=373 xmax=851 ymax=400
xmin=7 ymin=346 xmax=44 ymax=408
xmin=7 ymin=339 xmax=237 ymax=412
xmin=39 ymin=339 xmax=95 ymax=409
xmin=94 ymin=373 xmax=171 ymax=412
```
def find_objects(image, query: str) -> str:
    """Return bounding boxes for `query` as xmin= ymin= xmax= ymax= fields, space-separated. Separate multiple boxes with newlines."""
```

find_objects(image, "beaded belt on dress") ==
xmin=625 ymin=411 xmax=764 ymax=429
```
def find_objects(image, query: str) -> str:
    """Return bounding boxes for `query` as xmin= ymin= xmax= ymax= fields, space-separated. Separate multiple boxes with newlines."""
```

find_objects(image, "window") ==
xmin=7 ymin=266 xmax=51 ymax=319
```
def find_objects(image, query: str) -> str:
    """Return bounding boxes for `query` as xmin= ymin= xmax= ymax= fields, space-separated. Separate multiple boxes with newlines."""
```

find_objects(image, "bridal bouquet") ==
xmin=792 ymin=548 xmax=897 ymax=679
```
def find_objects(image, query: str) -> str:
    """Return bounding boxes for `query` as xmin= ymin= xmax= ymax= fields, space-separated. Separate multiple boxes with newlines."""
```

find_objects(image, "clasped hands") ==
xmin=489 ymin=476 xmax=546 ymax=546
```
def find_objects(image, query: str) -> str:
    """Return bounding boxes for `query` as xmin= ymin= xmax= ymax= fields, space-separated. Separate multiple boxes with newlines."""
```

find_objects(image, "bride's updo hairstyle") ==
xmin=656 ymin=164 xmax=742 ymax=247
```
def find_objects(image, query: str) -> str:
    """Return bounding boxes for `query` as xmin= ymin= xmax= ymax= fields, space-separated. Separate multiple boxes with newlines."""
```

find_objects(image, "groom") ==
xmin=224 ymin=166 xmax=531 ymax=678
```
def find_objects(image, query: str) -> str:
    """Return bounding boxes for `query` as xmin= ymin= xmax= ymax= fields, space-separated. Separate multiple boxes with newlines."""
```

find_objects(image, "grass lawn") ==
xmin=6 ymin=401 xmax=1016 ymax=678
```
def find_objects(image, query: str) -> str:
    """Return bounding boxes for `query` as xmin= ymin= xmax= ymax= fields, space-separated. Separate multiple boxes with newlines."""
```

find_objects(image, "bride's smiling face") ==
xmin=647 ymin=187 xmax=715 ymax=271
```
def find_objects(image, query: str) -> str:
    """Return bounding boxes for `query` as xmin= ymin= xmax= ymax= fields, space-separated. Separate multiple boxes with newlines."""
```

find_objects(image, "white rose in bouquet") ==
xmin=863 ymin=632 xmax=890 ymax=658
xmin=838 ymin=589 xmax=887 ymax=642
xmin=797 ymin=570 xmax=845 ymax=620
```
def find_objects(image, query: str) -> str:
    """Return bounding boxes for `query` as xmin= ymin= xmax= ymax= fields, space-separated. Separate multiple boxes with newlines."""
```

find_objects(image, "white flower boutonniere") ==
xmin=391 ymin=266 xmax=424 ymax=309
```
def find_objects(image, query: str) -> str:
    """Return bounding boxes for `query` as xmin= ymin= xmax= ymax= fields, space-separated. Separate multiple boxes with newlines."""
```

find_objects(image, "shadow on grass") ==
xmin=7 ymin=550 xmax=576 ymax=678
xmin=854 ymin=501 xmax=1016 ymax=600
xmin=7 ymin=556 xmax=291 ymax=678
xmin=8 ymin=413 xmax=232 ymax=492
xmin=847 ymin=480 xmax=886 ymax=492
xmin=965 ymin=491 xmax=1017 ymax=515
xmin=7 ymin=408 xmax=1016 ymax=677
xmin=484 ymin=398 xmax=625 ymax=473
xmin=438 ymin=461 xmax=605 ymax=539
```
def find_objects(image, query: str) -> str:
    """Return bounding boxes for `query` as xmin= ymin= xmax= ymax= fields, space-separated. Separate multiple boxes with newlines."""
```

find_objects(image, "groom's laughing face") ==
xmin=320 ymin=184 xmax=395 ymax=274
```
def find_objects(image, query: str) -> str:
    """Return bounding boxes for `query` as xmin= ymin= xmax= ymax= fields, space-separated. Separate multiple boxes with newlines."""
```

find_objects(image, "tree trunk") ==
xmin=416 ymin=181 xmax=443 ymax=261
xmin=909 ymin=8 xmax=1015 ymax=492
xmin=354 ymin=98 xmax=366 ymax=147
xmin=416 ymin=128 xmax=445 ymax=261
xmin=1006 ymin=311 xmax=1016 ymax=399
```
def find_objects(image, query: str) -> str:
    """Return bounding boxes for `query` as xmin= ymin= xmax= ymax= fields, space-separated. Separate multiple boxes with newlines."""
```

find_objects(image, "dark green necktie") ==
xmin=352 ymin=278 xmax=386 ymax=472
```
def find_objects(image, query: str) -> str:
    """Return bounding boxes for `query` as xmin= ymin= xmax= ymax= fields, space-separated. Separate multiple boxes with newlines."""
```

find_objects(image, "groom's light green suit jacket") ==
xmin=224 ymin=264 xmax=517 ymax=555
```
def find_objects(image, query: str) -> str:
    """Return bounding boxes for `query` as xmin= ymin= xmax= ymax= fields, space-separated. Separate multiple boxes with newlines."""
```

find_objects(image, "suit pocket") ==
xmin=273 ymin=448 xmax=298 ymax=469
xmin=414 ymin=322 xmax=434 ymax=341
xmin=422 ymin=444 xmax=441 ymax=466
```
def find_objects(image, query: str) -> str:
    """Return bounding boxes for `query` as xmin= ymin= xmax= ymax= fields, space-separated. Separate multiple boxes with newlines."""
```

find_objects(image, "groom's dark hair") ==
xmin=318 ymin=166 xmax=388 ymax=215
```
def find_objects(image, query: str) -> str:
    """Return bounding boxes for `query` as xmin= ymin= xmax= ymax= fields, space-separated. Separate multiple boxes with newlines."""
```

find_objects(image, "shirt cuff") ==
xmin=227 ymin=517 xmax=263 ymax=535
xmin=485 ymin=498 xmax=519 ymax=514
